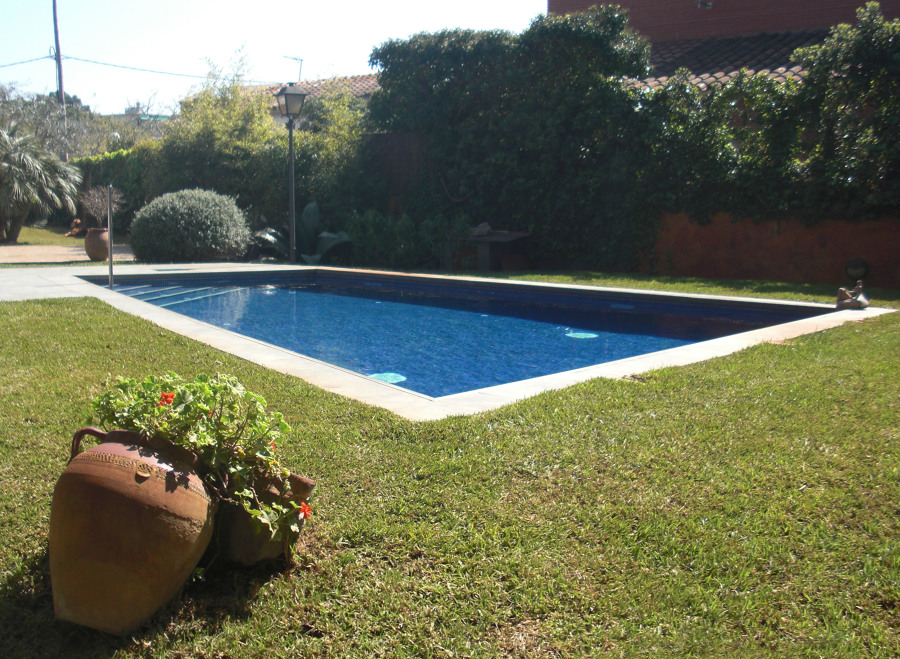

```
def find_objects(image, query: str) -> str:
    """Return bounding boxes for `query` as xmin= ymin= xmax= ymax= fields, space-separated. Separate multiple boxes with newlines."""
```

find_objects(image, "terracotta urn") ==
xmin=216 ymin=473 xmax=315 ymax=566
xmin=84 ymin=228 xmax=109 ymax=261
xmin=49 ymin=428 xmax=217 ymax=635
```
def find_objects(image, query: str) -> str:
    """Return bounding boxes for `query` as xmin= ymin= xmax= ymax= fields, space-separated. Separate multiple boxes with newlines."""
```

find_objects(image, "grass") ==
xmin=14 ymin=225 xmax=86 ymax=246
xmin=507 ymin=271 xmax=900 ymax=305
xmin=0 ymin=275 xmax=898 ymax=657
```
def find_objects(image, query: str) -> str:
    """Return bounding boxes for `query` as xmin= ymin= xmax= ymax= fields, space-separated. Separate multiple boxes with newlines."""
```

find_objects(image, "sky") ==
xmin=1 ymin=0 xmax=548 ymax=115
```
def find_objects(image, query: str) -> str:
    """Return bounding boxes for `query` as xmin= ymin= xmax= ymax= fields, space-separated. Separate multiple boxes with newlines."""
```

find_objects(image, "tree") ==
xmin=296 ymin=85 xmax=368 ymax=210
xmin=792 ymin=1 xmax=900 ymax=216
xmin=144 ymin=69 xmax=368 ymax=228
xmin=0 ymin=84 xmax=163 ymax=160
xmin=643 ymin=1 xmax=900 ymax=223
xmin=146 ymin=72 xmax=282 ymax=223
xmin=72 ymin=64 xmax=369 ymax=238
xmin=367 ymin=6 xmax=655 ymax=269
xmin=0 ymin=122 xmax=81 ymax=243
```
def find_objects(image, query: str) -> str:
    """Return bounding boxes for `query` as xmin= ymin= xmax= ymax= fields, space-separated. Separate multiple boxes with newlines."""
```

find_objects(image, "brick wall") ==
xmin=644 ymin=213 xmax=900 ymax=288
xmin=548 ymin=0 xmax=900 ymax=41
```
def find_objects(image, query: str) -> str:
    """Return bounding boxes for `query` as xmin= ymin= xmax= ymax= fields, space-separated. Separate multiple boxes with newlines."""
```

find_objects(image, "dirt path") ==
xmin=0 ymin=244 xmax=134 ymax=264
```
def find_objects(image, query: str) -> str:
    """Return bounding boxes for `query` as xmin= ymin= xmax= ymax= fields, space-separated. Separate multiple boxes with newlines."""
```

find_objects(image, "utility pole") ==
xmin=52 ymin=0 xmax=68 ymax=160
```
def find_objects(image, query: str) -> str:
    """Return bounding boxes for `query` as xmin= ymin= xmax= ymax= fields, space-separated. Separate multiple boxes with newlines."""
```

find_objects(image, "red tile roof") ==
xmin=249 ymin=75 xmax=381 ymax=121
xmin=642 ymin=29 xmax=830 ymax=88
xmin=251 ymin=74 xmax=381 ymax=102
xmin=253 ymin=30 xmax=828 ymax=105
xmin=297 ymin=74 xmax=381 ymax=98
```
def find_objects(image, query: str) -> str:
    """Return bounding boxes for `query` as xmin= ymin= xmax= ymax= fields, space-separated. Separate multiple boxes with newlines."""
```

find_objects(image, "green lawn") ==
xmin=14 ymin=226 xmax=86 ymax=246
xmin=0 ymin=276 xmax=897 ymax=657
xmin=11 ymin=226 xmax=129 ymax=248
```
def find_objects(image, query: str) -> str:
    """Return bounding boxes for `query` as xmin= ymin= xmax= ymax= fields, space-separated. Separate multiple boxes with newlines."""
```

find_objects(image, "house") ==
xmin=259 ymin=2 xmax=900 ymax=114
xmin=257 ymin=2 xmax=900 ymax=115
xmin=546 ymin=1 xmax=900 ymax=286
xmin=551 ymin=0 xmax=900 ymax=88
xmin=247 ymin=74 xmax=381 ymax=126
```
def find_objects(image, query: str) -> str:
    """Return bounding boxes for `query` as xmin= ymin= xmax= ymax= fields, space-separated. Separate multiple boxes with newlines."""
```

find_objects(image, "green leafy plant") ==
xmin=90 ymin=373 xmax=310 ymax=543
xmin=252 ymin=201 xmax=350 ymax=264
xmin=129 ymin=188 xmax=251 ymax=262
xmin=368 ymin=7 xmax=658 ymax=270
xmin=343 ymin=209 xmax=470 ymax=270
xmin=0 ymin=121 xmax=82 ymax=244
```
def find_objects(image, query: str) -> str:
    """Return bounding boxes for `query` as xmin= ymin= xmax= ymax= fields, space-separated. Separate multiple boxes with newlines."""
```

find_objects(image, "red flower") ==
xmin=299 ymin=502 xmax=312 ymax=519
xmin=270 ymin=440 xmax=276 ymax=449
xmin=157 ymin=392 xmax=175 ymax=407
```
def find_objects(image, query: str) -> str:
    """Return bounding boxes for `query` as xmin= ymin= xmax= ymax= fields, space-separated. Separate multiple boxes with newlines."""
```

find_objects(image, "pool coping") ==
xmin=2 ymin=263 xmax=893 ymax=421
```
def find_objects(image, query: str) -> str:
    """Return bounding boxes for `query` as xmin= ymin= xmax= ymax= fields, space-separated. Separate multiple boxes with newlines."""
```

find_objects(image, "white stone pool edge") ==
xmin=2 ymin=263 xmax=893 ymax=421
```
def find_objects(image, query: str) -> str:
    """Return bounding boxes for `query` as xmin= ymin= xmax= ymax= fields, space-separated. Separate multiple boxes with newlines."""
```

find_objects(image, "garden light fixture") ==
xmin=275 ymin=85 xmax=309 ymax=263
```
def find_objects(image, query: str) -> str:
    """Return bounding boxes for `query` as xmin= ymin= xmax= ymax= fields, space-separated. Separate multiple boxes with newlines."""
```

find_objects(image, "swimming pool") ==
xmin=81 ymin=268 xmax=834 ymax=401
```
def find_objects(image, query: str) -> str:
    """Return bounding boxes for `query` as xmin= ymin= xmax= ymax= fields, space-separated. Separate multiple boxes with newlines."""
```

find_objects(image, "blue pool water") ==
xmin=92 ymin=274 xmax=826 ymax=397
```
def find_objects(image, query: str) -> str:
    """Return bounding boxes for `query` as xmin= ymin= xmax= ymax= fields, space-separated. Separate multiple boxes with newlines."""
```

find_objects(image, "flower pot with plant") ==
xmin=80 ymin=185 xmax=123 ymax=261
xmin=49 ymin=373 xmax=315 ymax=634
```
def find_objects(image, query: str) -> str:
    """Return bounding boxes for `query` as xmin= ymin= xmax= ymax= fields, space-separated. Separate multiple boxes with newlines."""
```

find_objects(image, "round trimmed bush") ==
xmin=130 ymin=189 xmax=251 ymax=263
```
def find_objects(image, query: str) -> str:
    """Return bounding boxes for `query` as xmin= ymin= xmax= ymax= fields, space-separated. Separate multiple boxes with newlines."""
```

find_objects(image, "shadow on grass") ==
xmin=0 ymin=545 xmax=291 ymax=657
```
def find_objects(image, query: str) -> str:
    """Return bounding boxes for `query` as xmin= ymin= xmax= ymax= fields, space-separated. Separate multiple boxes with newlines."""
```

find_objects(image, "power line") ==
xmin=0 ymin=53 xmax=285 ymax=86
xmin=62 ymin=55 xmax=282 ymax=85
xmin=63 ymin=55 xmax=208 ymax=80
xmin=0 ymin=55 xmax=53 ymax=69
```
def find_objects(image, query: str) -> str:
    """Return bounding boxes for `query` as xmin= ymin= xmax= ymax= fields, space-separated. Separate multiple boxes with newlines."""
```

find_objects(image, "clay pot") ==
xmin=49 ymin=428 xmax=217 ymax=635
xmin=216 ymin=473 xmax=315 ymax=566
xmin=84 ymin=228 xmax=109 ymax=261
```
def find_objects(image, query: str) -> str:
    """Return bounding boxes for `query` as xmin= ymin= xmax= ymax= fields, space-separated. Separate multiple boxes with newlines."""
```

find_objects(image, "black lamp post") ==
xmin=275 ymin=85 xmax=309 ymax=263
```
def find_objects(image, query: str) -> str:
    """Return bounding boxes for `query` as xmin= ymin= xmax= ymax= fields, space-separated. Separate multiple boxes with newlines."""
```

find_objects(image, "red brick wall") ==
xmin=644 ymin=213 xmax=900 ymax=288
xmin=548 ymin=0 xmax=900 ymax=41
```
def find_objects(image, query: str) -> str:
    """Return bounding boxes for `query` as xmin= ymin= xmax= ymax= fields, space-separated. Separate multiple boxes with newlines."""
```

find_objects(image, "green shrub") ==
xmin=130 ymin=188 xmax=250 ymax=263
xmin=343 ymin=210 xmax=471 ymax=270
xmin=368 ymin=7 xmax=658 ymax=270
xmin=344 ymin=210 xmax=419 ymax=269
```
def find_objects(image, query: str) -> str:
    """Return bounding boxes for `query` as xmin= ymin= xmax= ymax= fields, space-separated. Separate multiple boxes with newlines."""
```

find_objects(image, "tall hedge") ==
xmin=76 ymin=142 xmax=160 ymax=232
xmin=75 ymin=82 xmax=367 ymax=235
xmin=366 ymin=2 xmax=899 ymax=271
xmin=646 ymin=2 xmax=900 ymax=225
xmin=369 ymin=6 xmax=656 ymax=270
xmin=792 ymin=1 xmax=900 ymax=218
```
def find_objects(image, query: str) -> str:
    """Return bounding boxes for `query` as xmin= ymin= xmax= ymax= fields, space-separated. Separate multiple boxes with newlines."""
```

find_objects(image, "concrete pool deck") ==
xmin=1 ymin=262 xmax=893 ymax=421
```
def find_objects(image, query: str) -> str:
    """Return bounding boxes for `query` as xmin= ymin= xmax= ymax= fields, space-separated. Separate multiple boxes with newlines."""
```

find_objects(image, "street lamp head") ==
xmin=275 ymin=85 xmax=309 ymax=119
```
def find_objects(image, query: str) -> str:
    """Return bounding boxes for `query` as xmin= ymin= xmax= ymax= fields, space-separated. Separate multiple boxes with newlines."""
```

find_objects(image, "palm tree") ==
xmin=0 ymin=122 xmax=81 ymax=244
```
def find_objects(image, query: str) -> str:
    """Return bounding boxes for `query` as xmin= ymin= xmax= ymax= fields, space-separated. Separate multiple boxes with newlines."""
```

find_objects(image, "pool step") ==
xmin=111 ymin=285 xmax=243 ymax=307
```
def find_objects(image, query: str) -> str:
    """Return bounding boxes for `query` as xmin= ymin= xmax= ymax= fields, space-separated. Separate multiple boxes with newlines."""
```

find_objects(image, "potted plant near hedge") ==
xmin=80 ymin=185 xmax=123 ymax=261
xmin=49 ymin=373 xmax=314 ymax=634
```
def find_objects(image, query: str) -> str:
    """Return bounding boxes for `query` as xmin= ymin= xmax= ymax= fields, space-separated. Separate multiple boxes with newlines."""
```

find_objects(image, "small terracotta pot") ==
xmin=49 ymin=428 xmax=217 ymax=635
xmin=216 ymin=473 xmax=315 ymax=566
xmin=84 ymin=228 xmax=109 ymax=261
